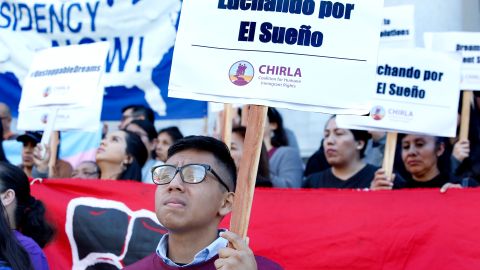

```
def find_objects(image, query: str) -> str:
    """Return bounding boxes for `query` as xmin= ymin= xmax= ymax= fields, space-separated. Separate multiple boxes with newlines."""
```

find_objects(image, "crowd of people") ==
xmin=1 ymin=99 xmax=480 ymax=269
xmin=3 ymin=101 xmax=479 ymax=190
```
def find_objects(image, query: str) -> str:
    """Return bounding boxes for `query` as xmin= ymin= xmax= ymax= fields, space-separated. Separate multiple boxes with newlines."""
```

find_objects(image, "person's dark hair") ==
xmin=121 ymin=105 xmax=155 ymax=123
xmin=327 ymin=116 xmax=371 ymax=158
xmin=168 ymin=136 xmax=237 ymax=192
xmin=158 ymin=126 xmax=184 ymax=143
xmin=0 ymin=202 xmax=33 ymax=270
xmin=350 ymin=129 xmax=371 ymax=159
xmin=267 ymin=108 xmax=289 ymax=148
xmin=128 ymin=119 xmax=158 ymax=142
xmin=0 ymin=162 xmax=55 ymax=248
xmin=118 ymin=131 xmax=148 ymax=182
xmin=0 ymin=121 xmax=8 ymax=163
xmin=232 ymin=127 xmax=271 ymax=185
xmin=396 ymin=134 xmax=451 ymax=178
xmin=455 ymin=94 xmax=480 ymax=180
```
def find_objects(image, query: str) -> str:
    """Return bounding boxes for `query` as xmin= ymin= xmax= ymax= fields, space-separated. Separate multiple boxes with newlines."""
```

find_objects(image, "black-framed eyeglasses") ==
xmin=151 ymin=163 xmax=231 ymax=192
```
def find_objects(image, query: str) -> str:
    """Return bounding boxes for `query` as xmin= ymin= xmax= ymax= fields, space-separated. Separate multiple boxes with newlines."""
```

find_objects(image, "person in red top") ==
xmin=124 ymin=136 xmax=282 ymax=270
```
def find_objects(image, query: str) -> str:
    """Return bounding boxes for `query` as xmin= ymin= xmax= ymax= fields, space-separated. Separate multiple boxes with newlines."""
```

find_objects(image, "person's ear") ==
xmin=218 ymin=192 xmax=234 ymax=217
xmin=1 ymin=189 xmax=16 ymax=207
xmin=269 ymin=122 xmax=278 ymax=131
xmin=123 ymin=155 xmax=133 ymax=165
xmin=436 ymin=142 xmax=445 ymax=157
xmin=356 ymin=140 xmax=365 ymax=150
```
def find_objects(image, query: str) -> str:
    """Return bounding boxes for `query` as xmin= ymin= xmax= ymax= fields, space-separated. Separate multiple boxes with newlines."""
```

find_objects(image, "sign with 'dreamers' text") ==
xmin=169 ymin=0 xmax=385 ymax=114
xmin=17 ymin=42 xmax=109 ymax=131
xmin=336 ymin=48 xmax=462 ymax=137
xmin=380 ymin=5 xmax=415 ymax=48
xmin=425 ymin=32 xmax=480 ymax=91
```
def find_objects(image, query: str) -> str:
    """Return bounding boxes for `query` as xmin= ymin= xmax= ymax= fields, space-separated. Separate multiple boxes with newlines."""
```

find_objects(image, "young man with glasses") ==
xmin=125 ymin=136 xmax=282 ymax=270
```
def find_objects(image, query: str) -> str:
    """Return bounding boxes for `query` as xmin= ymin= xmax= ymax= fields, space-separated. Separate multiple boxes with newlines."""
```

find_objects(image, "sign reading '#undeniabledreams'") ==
xmin=336 ymin=48 xmax=462 ymax=137
xmin=424 ymin=32 xmax=480 ymax=91
xmin=169 ymin=0 xmax=384 ymax=114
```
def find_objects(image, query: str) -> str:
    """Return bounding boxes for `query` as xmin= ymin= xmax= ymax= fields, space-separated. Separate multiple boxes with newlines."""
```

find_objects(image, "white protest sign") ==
xmin=424 ymin=32 xmax=480 ymax=90
xmin=19 ymin=42 xmax=109 ymax=109
xmin=169 ymin=0 xmax=385 ymax=114
xmin=17 ymin=42 xmax=108 ymax=131
xmin=380 ymin=5 xmax=415 ymax=48
xmin=336 ymin=48 xmax=462 ymax=137
xmin=17 ymin=86 xmax=104 ymax=131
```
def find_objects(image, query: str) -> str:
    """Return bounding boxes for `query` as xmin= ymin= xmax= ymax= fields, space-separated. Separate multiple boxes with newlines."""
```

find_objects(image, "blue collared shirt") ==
xmin=156 ymin=231 xmax=228 ymax=267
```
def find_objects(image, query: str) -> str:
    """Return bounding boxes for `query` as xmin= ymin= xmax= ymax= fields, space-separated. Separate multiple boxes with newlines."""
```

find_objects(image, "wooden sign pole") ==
xmin=459 ymin=90 xmax=473 ymax=141
xmin=382 ymin=132 xmax=398 ymax=179
xmin=48 ymin=131 xmax=59 ymax=178
xmin=241 ymin=105 xmax=250 ymax=126
xmin=221 ymin=104 xmax=233 ymax=148
xmin=230 ymin=105 xmax=268 ymax=238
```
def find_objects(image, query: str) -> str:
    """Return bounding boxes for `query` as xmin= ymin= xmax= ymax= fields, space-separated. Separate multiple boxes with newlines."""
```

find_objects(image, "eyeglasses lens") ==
xmin=182 ymin=165 xmax=206 ymax=183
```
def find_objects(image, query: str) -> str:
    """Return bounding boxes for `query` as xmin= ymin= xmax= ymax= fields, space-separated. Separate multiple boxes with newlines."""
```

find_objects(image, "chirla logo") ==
xmin=370 ymin=105 xmax=385 ymax=121
xmin=41 ymin=114 xmax=48 ymax=124
xmin=43 ymin=86 xmax=51 ymax=98
xmin=229 ymin=61 xmax=254 ymax=86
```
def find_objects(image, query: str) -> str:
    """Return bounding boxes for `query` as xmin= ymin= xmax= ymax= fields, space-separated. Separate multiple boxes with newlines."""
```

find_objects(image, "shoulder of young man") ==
xmin=123 ymin=253 xmax=283 ymax=270
xmin=255 ymin=255 xmax=284 ymax=270
xmin=122 ymin=253 xmax=158 ymax=270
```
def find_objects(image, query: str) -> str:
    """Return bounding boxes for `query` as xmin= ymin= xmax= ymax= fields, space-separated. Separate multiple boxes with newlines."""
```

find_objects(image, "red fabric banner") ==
xmin=31 ymin=179 xmax=480 ymax=270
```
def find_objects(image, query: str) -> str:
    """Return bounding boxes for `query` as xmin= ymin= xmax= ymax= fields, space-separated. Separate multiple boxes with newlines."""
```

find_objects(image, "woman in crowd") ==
xmin=155 ymin=126 xmax=183 ymax=163
xmin=0 ymin=162 xmax=52 ymax=270
xmin=96 ymin=130 xmax=148 ymax=181
xmin=372 ymin=134 xmax=478 ymax=190
xmin=231 ymin=126 xmax=272 ymax=187
xmin=264 ymin=108 xmax=304 ymax=188
xmin=450 ymin=92 xmax=480 ymax=183
xmin=71 ymin=161 xmax=100 ymax=179
xmin=304 ymin=116 xmax=404 ymax=189
xmin=0 ymin=202 xmax=33 ymax=270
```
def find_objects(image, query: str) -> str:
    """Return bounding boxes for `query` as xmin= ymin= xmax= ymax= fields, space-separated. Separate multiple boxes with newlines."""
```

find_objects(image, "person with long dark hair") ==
xmin=231 ymin=126 xmax=272 ymax=187
xmin=155 ymin=126 xmax=184 ymax=163
xmin=371 ymin=134 xmax=478 ymax=190
xmin=125 ymin=119 xmax=162 ymax=183
xmin=264 ymin=108 xmax=304 ymax=187
xmin=0 ymin=202 xmax=33 ymax=270
xmin=96 ymin=130 xmax=148 ymax=181
xmin=450 ymin=92 xmax=480 ymax=183
xmin=0 ymin=162 xmax=52 ymax=270
xmin=304 ymin=116 xmax=403 ymax=189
